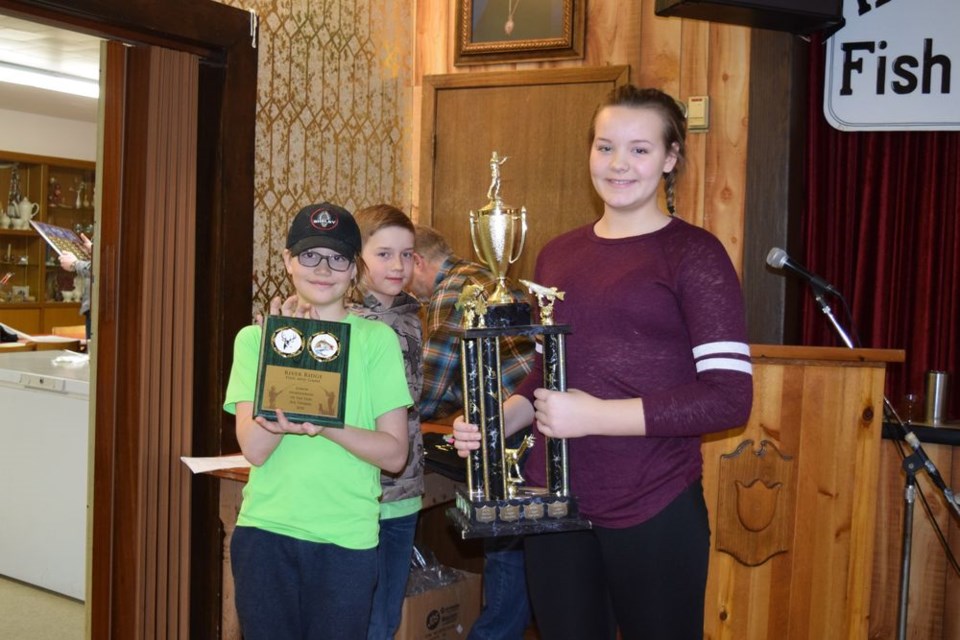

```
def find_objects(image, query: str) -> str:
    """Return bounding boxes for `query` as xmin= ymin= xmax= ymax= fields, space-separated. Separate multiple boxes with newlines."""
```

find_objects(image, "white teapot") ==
xmin=17 ymin=197 xmax=39 ymax=220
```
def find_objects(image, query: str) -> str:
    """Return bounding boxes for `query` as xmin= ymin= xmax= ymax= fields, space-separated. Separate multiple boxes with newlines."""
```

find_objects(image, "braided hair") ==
xmin=588 ymin=85 xmax=687 ymax=216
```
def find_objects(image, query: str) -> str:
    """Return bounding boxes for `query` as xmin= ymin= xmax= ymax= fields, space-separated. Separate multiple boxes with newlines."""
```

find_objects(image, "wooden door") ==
xmin=419 ymin=66 xmax=628 ymax=284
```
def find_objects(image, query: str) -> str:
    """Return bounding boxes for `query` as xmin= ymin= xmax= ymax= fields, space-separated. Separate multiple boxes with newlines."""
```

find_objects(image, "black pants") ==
xmin=524 ymin=481 xmax=710 ymax=640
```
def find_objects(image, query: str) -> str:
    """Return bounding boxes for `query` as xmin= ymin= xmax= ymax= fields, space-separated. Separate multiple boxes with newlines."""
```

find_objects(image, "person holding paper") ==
xmin=58 ymin=231 xmax=93 ymax=340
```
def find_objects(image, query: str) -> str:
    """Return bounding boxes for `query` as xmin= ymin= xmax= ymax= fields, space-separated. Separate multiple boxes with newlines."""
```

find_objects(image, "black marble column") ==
xmin=542 ymin=332 xmax=569 ymax=497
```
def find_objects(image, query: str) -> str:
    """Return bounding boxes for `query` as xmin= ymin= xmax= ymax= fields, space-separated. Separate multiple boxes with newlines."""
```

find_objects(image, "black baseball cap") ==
xmin=286 ymin=203 xmax=362 ymax=259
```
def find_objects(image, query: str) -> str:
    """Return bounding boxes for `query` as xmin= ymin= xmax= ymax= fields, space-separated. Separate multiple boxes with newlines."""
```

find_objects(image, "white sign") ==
xmin=824 ymin=0 xmax=959 ymax=131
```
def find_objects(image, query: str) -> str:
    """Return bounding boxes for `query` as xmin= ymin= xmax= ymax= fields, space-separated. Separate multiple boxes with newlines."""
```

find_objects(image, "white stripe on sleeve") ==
xmin=691 ymin=341 xmax=751 ymax=359
xmin=695 ymin=357 xmax=753 ymax=375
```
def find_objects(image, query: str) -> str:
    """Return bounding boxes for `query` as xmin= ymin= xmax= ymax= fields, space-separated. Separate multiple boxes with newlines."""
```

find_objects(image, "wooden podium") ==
xmin=702 ymin=345 xmax=903 ymax=639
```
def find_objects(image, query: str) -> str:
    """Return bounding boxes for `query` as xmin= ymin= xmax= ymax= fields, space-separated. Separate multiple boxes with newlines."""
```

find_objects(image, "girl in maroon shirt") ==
xmin=453 ymin=85 xmax=753 ymax=639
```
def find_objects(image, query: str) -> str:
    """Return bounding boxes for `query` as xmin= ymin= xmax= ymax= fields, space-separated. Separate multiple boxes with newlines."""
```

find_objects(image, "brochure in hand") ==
xmin=253 ymin=315 xmax=350 ymax=427
xmin=29 ymin=221 xmax=92 ymax=261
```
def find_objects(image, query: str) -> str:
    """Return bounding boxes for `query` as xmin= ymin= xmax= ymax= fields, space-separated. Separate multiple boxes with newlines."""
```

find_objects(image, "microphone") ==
xmin=766 ymin=247 xmax=841 ymax=296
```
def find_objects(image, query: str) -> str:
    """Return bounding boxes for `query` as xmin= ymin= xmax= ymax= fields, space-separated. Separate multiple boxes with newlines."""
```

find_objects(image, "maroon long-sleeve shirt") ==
xmin=517 ymin=218 xmax=754 ymax=528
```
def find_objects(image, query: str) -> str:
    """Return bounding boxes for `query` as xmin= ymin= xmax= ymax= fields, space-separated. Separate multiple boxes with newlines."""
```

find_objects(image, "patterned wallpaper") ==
xmin=219 ymin=0 xmax=414 ymax=313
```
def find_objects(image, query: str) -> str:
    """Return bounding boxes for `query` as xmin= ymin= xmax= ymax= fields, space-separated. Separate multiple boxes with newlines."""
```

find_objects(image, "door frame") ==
xmin=0 ymin=1 xmax=256 ymax=637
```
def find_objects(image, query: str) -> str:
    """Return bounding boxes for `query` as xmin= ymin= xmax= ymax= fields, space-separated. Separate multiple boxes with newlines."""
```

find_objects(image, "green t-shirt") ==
xmin=223 ymin=314 xmax=412 ymax=549
xmin=381 ymin=496 xmax=420 ymax=520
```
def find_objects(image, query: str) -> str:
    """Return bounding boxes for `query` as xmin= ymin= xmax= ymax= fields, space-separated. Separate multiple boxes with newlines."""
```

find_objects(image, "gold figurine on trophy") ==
xmin=519 ymin=279 xmax=564 ymax=326
xmin=469 ymin=152 xmax=527 ymax=305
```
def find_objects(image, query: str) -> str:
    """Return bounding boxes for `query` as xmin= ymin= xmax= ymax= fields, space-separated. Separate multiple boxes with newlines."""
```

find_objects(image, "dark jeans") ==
xmin=231 ymin=526 xmax=377 ymax=640
xmin=524 ymin=481 xmax=710 ymax=640
xmin=468 ymin=536 xmax=531 ymax=640
xmin=367 ymin=512 xmax=418 ymax=640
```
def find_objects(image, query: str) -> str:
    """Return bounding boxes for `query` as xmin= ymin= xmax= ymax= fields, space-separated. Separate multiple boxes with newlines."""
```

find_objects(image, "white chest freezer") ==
xmin=0 ymin=349 xmax=89 ymax=600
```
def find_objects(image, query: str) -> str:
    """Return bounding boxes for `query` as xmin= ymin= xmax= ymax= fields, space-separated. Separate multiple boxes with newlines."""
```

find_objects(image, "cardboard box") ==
xmin=395 ymin=570 xmax=482 ymax=640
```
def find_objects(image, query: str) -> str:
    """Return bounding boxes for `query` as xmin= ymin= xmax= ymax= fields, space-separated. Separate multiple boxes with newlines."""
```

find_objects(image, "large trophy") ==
xmin=447 ymin=152 xmax=591 ymax=538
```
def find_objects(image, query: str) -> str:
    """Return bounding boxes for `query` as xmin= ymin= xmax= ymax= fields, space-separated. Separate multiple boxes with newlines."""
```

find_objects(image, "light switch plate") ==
xmin=687 ymin=96 xmax=709 ymax=131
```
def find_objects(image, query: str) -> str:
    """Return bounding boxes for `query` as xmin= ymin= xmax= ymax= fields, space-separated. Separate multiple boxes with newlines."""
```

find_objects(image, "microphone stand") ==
xmin=812 ymin=287 xmax=854 ymax=349
xmin=810 ymin=284 xmax=960 ymax=640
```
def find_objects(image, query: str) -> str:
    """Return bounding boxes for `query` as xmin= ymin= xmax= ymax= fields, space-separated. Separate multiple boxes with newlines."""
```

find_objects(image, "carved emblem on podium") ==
xmin=716 ymin=439 xmax=794 ymax=566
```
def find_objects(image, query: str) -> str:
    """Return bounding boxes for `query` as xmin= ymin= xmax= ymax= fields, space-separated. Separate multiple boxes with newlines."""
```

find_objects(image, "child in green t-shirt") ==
xmin=223 ymin=203 xmax=412 ymax=640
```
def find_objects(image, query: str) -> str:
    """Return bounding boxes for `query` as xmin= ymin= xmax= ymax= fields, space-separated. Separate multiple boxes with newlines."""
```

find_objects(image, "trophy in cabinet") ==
xmin=447 ymin=152 xmax=591 ymax=538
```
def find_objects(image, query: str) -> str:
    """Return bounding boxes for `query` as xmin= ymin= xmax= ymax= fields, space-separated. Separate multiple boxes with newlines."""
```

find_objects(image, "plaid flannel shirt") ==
xmin=420 ymin=257 xmax=536 ymax=421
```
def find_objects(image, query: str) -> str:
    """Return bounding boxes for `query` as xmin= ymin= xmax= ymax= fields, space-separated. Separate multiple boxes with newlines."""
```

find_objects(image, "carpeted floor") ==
xmin=0 ymin=576 xmax=84 ymax=640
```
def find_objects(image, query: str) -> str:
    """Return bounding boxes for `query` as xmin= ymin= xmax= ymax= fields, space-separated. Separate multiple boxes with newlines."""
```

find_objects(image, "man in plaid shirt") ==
xmin=410 ymin=225 xmax=535 ymax=422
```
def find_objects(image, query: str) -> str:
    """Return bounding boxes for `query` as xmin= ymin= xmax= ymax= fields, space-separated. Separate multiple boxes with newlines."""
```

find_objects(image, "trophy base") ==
xmin=446 ymin=485 xmax=592 ymax=539
xmin=482 ymin=302 xmax=531 ymax=328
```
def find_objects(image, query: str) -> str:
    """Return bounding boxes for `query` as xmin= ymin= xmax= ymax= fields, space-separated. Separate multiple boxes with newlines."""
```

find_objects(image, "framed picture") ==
xmin=454 ymin=0 xmax=586 ymax=66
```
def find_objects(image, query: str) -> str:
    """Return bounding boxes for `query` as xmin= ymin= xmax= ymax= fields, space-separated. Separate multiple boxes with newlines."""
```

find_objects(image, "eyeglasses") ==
xmin=296 ymin=249 xmax=353 ymax=272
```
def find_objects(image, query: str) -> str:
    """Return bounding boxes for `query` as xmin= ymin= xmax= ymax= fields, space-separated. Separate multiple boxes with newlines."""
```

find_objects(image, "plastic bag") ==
xmin=405 ymin=544 xmax=466 ymax=596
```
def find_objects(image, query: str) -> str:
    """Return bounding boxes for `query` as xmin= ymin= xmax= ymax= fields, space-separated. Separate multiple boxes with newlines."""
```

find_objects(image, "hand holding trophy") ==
xmin=448 ymin=152 xmax=590 ymax=538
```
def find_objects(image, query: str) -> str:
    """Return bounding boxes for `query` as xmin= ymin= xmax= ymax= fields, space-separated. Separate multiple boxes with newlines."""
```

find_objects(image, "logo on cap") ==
xmin=310 ymin=208 xmax=339 ymax=231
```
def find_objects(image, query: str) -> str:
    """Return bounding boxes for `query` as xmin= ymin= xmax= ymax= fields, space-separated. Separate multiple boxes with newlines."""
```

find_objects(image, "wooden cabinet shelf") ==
xmin=1 ymin=151 xmax=94 ymax=334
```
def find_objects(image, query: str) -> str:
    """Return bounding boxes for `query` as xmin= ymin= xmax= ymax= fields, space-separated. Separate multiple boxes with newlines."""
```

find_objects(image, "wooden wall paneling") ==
xmin=637 ymin=0 xmax=681 ymax=93
xmin=677 ymin=19 xmax=711 ymax=235
xmin=701 ymin=23 xmax=749 ymax=273
xmin=584 ymin=1 xmax=639 ymax=69
xmin=741 ymin=31 xmax=805 ymax=346
xmin=414 ymin=1 xmax=436 ymax=77
xmin=415 ymin=0 xmax=453 ymax=76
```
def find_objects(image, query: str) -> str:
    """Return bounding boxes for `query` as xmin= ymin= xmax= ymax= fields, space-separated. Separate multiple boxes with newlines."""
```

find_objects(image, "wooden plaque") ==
xmin=253 ymin=315 xmax=350 ymax=427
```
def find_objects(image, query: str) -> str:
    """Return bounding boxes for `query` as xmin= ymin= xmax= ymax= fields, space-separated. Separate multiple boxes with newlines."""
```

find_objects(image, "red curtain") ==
xmin=804 ymin=36 xmax=960 ymax=418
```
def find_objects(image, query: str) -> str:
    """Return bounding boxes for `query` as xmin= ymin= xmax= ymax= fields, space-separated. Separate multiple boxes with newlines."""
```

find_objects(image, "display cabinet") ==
xmin=0 ymin=151 xmax=95 ymax=334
